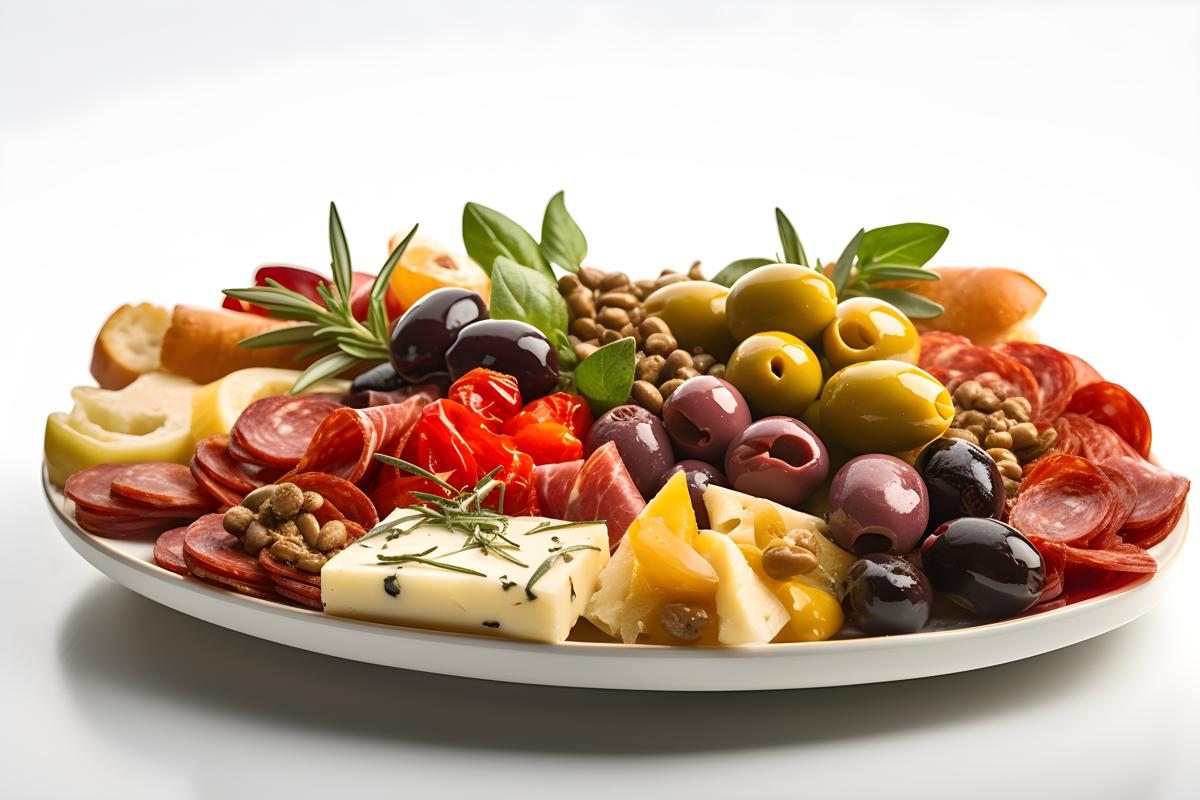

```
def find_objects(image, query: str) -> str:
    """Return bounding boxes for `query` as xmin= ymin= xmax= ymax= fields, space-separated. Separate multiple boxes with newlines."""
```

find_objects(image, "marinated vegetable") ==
xmin=821 ymin=297 xmax=920 ymax=371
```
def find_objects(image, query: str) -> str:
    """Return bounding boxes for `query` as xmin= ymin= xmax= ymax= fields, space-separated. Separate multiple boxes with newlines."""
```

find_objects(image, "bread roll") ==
xmin=904 ymin=267 xmax=1046 ymax=345
xmin=159 ymin=305 xmax=317 ymax=384
xmin=90 ymin=303 xmax=171 ymax=389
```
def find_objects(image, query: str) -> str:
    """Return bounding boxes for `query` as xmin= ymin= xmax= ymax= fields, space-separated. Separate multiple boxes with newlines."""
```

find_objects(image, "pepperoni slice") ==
xmin=1100 ymin=455 xmax=1190 ymax=534
xmin=289 ymin=394 xmax=431 ymax=485
xmin=228 ymin=394 xmax=343 ymax=468
xmin=918 ymin=332 xmax=972 ymax=368
xmin=66 ymin=464 xmax=192 ymax=517
xmin=74 ymin=509 xmax=179 ymax=538
xmin=1065 ymin=352 xmax=1104 ymax=392
xmin=1094 ymin=464 xmax=1137 ymax=549
xmin=1122 ymin=498 xmax=1187 ymax=549
xmin=1036 ymin=539 xmax=1158 ymax=574
xmin=1009 ymin=454 xmax=1116 ymax=546
xmin=924 ymin=345 xmax=1041 ymax=418
xmin=153 ymin=526 xmax=191 ymax=575
xmin=259 ymin=549 xmax=322 ymax=587
xmin=189 ymin=457 xmax=244 ymax=508
xmin=1054 ymin=413 xmax=1140 ymax=462
xmin=109 ymin=463 xmax=218 ymax=512
xmin=994 ymin=342 xmax=1077 ymax=422
xmin=273 ymin=583 xmax=323 ymax=609
xmin=182 ymin=514 xmax=272 ymax=588
xmin=1067 ymin=382 xmax=1152 ymax=458
xmin=287 ymin=472 xmax=379 ymax=529
xmin=194 ymin=435 xmax=282 ymax=493
xmin=188 ymin=563 xmax=278 ymax=599
xmin=270 ymin=573 xmax=322 ymax=602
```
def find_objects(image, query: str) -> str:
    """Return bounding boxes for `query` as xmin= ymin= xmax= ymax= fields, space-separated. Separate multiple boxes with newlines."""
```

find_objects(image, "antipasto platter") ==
xmin=43 ymin=197 xmax=1190 ymax=690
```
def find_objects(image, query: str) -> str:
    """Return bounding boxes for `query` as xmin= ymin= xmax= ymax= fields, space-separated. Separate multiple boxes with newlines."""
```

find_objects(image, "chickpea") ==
xmin=241 ymin=485 xmax=276 ymax=512
xmin=315 ymin=521 xmax=348 ymax=553
xmin=301 ymin=491 xmax=324 ymax=513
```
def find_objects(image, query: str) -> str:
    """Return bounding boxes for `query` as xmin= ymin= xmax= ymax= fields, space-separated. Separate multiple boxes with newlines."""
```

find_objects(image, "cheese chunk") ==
xmin=322 ymin=515 xmax=609 ymax=643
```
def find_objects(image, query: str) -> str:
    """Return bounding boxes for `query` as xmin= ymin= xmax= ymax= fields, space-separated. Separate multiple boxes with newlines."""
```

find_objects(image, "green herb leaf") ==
xmin=525 ymin=545 xmax=601 ymax=600
xmin=291 ymin=350 xmax=360 ymax=394
xmin=860 ymin=287 xmax=945 ymax=319
xmin=574 ymin=337 xmax=635 ymax=415
xmin=328 ymin=202 xmax=353 ymax=308
xmin=858 ymin=265 xmax=940 ymax=282
xmin=489 ymin=256 xmax=571 ymax=354
xmin=368 ymin=223 xmax=417 ymax=341
xmin=539 ymin=191 xmax=587 ymax=273
xmin=236 ymin=324 xmax=323 ymax=349
xmin=462 ymin=202 xmax=550 ymax=278
xmin=832 ymin=228 xmax=864 ymax=294
xmin=712 ymin=257 xmax=774 ymax=288
xmin=775 ymin=208 xmax=808 ymax=267
xmin=857 ymin=223 xmax=949 ymax=268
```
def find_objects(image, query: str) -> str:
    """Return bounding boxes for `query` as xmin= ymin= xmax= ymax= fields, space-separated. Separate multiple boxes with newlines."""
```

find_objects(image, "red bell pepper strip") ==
xmin=448 ymin=369 xmax=524 ymax=433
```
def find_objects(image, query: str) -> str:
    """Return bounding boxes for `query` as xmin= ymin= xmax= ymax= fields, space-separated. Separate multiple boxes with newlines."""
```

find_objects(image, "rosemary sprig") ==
xmin=525 ymin=545 xmax=601 ymax=601
xmin=375 ymin=549 xmax=488 ymax=577
xmin=222 ymin=202 xmax=418 ymax=393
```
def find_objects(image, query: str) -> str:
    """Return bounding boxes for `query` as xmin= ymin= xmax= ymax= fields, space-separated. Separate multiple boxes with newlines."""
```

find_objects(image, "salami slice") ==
xmin=1100 ymin=455 xmax=1190 ymax=535
xmin=74 ymin=510 xmax=177 ymax=538
xmin=289 ymin=395 xmax=430 ymax=485
xmin=182 ymin=514 xmax=273 ymax=588
xmin=1067 ymin=382 xmax=1152 ymax=458
xmin=1095 ymin=464 xmax=1137 ymax=548
xmin=1037 ymin=542 xmax=1066 ymax=604
xmin=228 ymin=394 xmax=343 ymax=468
xmin=66 ymin=464 xmax=191 ymax=517
xmin=189 ymin=457 xmax=244 ymax=508
xmin=1065 ymin=352 xmax=1104 ymax=392
xmin=188 ymin=563 xmax=278 ymax=599
xmin=994 ymin=342 xmax=1077 ymax=422
xmin=194 ymin=435 xmax=281 ymax=493
xmin=1009 ymin=454 xmax=1116 ymax=546
xmin=288 ymin=473 xmax=379 ymax=529
xmin=1036 ymin=539 xmax=1157 ymax=574
xmin=918 ymin=332 xmax=973 ymax=368
xmin=273 ymin=583 xmax=323 ymax=609
xmin=153 ymin=526 xmax=191 ymax=576
xmin=259 ymin=549 xmax=322 ymax=587
xmin=1054 ymin=413 xmax=1139 ymax=462
xmin=270 ymin=573 xmax=322 ymax=601
xmin=110 ymin=463 xmax=218 ymax=512
xmin=925 ymin=345 xmax=1041 ymax=418
xmin=1122 ymin=498 xmax=1186 ymax=549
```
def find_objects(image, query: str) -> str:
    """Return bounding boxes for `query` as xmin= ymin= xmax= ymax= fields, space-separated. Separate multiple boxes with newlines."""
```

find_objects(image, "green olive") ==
xmin=643 ymin=282 xmax=736 ymax=360
xmin=818 ymin=360 xmax=954 ymax=454
xmin=822 ymin=297 xmax=920 ymax=372
xmin=725 ymin=264 xmax=837 ymax=343
xmin=724 ymin=331 xmax=822 ymax=418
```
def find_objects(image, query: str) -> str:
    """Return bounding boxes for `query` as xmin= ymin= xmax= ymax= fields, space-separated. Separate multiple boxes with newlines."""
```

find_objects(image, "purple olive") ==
xmin=656 ymin=460 xmax=727 ymax=528
xmin=827 ymin=454 xmax=929 ymax=556
xmin=586 ymin=405 xmax=675 ymax=499
xmin=389 ymin=287 xmax=488 ymax=381
xmin=444 ymin=319 xmax=559 ymax=399
xmin=661 ymin=376 xmax=752 ymax=462
xmin=723 ymin=416 xmax=829 ymax=507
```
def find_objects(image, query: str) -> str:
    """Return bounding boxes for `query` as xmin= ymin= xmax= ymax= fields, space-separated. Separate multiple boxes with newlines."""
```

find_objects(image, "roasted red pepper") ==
xmin=448 ymin=369 xmax=523 ymax=433
xmin=503 ymin=392 xmax=592 ymax=439
xmin=509 ymin=421 xmax=583 ymax=465
xmin=222 ymin=266 xmax=397 ymax=321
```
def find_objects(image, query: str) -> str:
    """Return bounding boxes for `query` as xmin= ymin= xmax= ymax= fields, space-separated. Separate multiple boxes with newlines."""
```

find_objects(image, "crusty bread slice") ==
xmin=90 ymin=303 xmax=171 ymax=389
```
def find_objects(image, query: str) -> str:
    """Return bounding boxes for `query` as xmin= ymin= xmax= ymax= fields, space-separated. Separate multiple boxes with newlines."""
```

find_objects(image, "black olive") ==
xmin=444 ymin=319 xmax=559 ymax=400
xmin=916 ymin=438 xmax=1005 ymax=533
xmin=922 ymin=517 xmax=1045 ymax=618
xmin=656 ymin=460 xmax=727 ymax=528
xmin=842 ymin=553 xmax=932 ymax=635
xmin=389 ymin=288 xmax=488 ymax=381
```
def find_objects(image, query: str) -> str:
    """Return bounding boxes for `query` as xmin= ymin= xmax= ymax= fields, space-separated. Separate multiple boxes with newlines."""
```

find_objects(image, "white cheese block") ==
xmin=696 ymin=530 xmax=789 ymax=645
xmin=321 ymin=515 xmax=609 ymax=643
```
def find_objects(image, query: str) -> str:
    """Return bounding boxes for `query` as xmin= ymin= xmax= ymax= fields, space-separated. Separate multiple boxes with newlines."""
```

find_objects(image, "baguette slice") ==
xmin=159 ymin=305 xmax=317 ymax=385
xmin=895 ymin=267 xmax=1046 ymax=345
xmin=90 ymin=303 xmax=171 ymax=389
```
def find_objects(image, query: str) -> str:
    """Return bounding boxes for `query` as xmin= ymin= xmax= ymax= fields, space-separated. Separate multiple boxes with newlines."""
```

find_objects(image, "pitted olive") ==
xmin=822 ymin=297 xmax=920 ymax=372
xmin=818 ymin=360 xmax=954 ymax=454
xmin=642 ymin=282 xmax=736 ymax=360
xmin=724 ymin=331 xmax=823 ymax=418
xmin=725 ymin=264 xmax=837 ymax=343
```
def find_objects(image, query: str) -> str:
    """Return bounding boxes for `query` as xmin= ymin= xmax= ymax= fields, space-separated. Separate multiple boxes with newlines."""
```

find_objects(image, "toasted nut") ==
xmin=943 ymin=428 xmax=980 ymax=446
xmin=557 ymin=273 xmax=582 ymax=294
xmin=761 ymin=543 xmax=819 ymax=580
xmin=1038 ymin=427 xmax=1059 ymax=449
xmin=953 ymin=380 xmax=983 ymax=407
xmin=660 ymin=268 xmax=681 ymax=278
xmin=597 ymin=290 xmax=639 ymax=310
xmin=707 ymin=363 xmax=726 ymax=379
xmin=1003 ymin=477 xmax=1021 ymax=497
xmin=300 ymin=491 xmax=324 ymax=513
xmin=957 ymin=409 xmax=987 ymax=428
xmin=241 ymin=485 xmax=276 ymax=511
xmin=222 ymin=505 xmax=255 ymax=535
xmin=1008 ymin=422 xmax=1039 ymax=449
xmin=998 ymin=460 xmax=1023 ymax=480
xmin=574 ymin=342 xmax=599 ymax=361
xmin=673 ymin=366 xmax=701 ymax=381
xmin=275 ymin=519 xmax=299 ymax=540
xmin=638 ymin=317 xmax=671 ymax=338
xmin=634 ymin=279 xmax=658 ymax=297
xmin=643 ymin=332 xmax=678 ymax=356
xmin=566 ymin=288 xmax=596 ymax=318
xmin=1001 ymin=397 xmax=1031 ymax=423
xmin=636 ymin=355 xmax=666 ymax=384
xmin=599 ymin=328 xmax=622 ymax=345
xmin=270 ymin=537 xmax=304 ymax=564
xmin=598 ymin=271 xmax=630 ymax=291
xmin=654 ymin=273 xmax=688 ymax=288
xmin=659 ymin=378 xmax=685 ymax=399
xmin=983 ymin=430 xmax=1014 ymax=450
xmin=974 ymin=390 xmax=1001 ymax=413
xmin=691 ymin=353 xmax=716 ymax=374
xmin=630 ymin=380 xmax=664 ymax=415
xmin=987 ymin=447 xmax=1017 ymax=464
xmin=627 ymin=307 xmax=644 ymax=326
xmin=661 ymin=349 xmax=693 ymax=377
xmin=243 ymin=521 xmax=272 ymax=555
xmin=659 ymin=602 xmax=710 ymax=641
xmin=578 ymin=266 xmax=605 ymax=289
xmin=966 ymin=424 xmax=986 ymax=439
xmin=256 ymin=500 xmax=277 ymax=529
xmin=687 ymin=261 xmax=705 ymax=281
xmin=296 ymin=551 xmax=327 ymax=574
xmin=570 ymin=316 xmax=601 ymax=340
xmin=269 ymin=483 xmax=304 ymax=518
xmin=296 ymin=512 xmax=320 ymax=548
xmin=597 ymin=306 xmax=631 ymax=330
xmin=315 ymin=520 xmax=348 ymax=553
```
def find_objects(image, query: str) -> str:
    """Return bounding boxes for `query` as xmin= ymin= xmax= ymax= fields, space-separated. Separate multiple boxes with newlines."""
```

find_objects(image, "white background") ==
xmin=2 ymin=1 xmax=1197 ymax=797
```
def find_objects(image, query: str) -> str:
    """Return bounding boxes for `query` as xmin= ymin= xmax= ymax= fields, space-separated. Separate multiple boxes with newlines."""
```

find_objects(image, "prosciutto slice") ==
xmin=562 ymin=442 xmax=645 ymax=550
xmin=533 ymin=459 xmax=583 ymax=520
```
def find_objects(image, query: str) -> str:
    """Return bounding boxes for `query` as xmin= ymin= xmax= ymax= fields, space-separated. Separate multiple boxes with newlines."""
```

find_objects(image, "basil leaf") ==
xmin=574 ymin=337 xmax=635 ymax=415
xmin=462 ymin=202 xmax=550 ymax=278
xmin=488 ymin=256 xmax=571 ymax=351
xmin=857 ymin=223 xmax=949 ymax=268
xmin=861 ymin=287 xmax=944 ymax=319
xmin=858 ymin=265 xmax=940 ymax=282
xmin=540 ymin=191 xmax=587 ymax=273
xmin=712 ymin=257 xmax=774 ymax=288
xmin=550 ymin=327 xmax=578 ymax=371
xmin=774 ymin=208 xmax=807 ymax=267
xmin=832 ymin=229 xmax=864 ymax=294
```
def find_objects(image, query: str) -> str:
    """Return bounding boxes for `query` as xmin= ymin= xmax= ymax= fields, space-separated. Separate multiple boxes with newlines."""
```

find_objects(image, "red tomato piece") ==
xmin=1066 ymin=381 xmax=1152 ymax=458
xmin=448 ymin=369 xmax=523 ymax=433
xmin=509 ymin=422 xmax=584 ymax=465
xmin=504 ymin=392 xmax=593 ymax=439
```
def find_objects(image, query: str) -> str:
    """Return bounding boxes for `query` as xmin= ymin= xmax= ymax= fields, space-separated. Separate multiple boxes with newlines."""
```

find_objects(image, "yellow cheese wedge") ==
xmin=189 ymin=367 xmax=349 ymax=444
xmin=695 ymin=530 xmax=789 ymax=645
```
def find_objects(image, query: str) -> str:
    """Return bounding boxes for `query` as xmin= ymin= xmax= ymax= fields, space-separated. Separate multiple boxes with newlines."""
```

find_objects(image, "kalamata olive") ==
xmin=445 ymin=319 xmax=559 ymax=399
xmin=586 ymin=405 xmax=675 ymax=499
xmin=916 ymin=438 xmax=1005 ymax=532
xmin=842 ymin=553 xmax=932 ymax=635
xmin=724 ymin=416 xmax=829 ymax=508
xmin=661 ymin=376 xmax=752 ymax=462
xmin=350 ymin=361 xmax=407 ymax=394
xmin=347 ymin=363 xmax=448 ymax=408
xmin=827 ymin=454 xmax=929 ymax=556
xmin=922 ymin=517 xmax=1045 ymax=618
xmin=657 ymin=460 xmax=728 ymax=528
xmin=389 ymin=287 xmax=488 ymax=381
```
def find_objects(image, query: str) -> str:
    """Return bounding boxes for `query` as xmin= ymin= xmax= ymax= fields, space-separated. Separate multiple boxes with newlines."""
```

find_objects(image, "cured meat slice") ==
xmin=1037 ymin=542 xmax=1066 ymax=604
xmin=1065 ymin=352 xmax=1104 ymax=392
xmin=109 ymin=463 xmax=218 ymax=512
xmin=182 ymin=514 xmax=273 ymax=587
xmin=1009 ymin=454 xmax=1116 ymax=546
xmin=289 ymin=395 xmax=430 ymax=485
xmin=153 ymin=526 xmax=191 ymax=575
xmin=918 ymin=332 xmax=972 ymax=368
xmin=287 ymin=473 xmax=379 ymax=530
xmin=270 ymin=573 xmax=322 ymax=601
xmin=1095 ymin=464 xmax=1137 ymax=548
xmin=562 ymin=442 xmax=645 ymax=550
xmin=1053 ymin=413 xmax=1139 ymax=462
xmin=1100 ymin=456 xmax=1190 ymax=535
xmin=259 ymin=549 xmax=322 ymax=587
xmin=273 ymin=583 xmax=323 ymax=609
xmin=923 ymin=345 xmax=1041 ymax=418
xmin=344 ymin=382 xmax=446 ymax=409
xmin=994 ymin=342 xmax=1077 ymax=422
xmin=194 ymin=435 xmax=281 ymax=493
xmin=188 ymin=563 xmax=277 ymax=599
xmin=74 ymin=510 xmax=177 ymax=538
xmin=533 ymin=459 xmax=584 ymax=520
xmin=189 ymin=457 xmax=244 ymax=508
xmin=1067 ymin=381 xmax=1152 ymax=458
xmin=1035 ymin=539 xmax=1158 ymax=574
xmin=1122 ymin=498 xmax=1186 ymax=549
xmin=228 ymin=394 xmax=343 ymax=468
xmin=66 ymin=464 xmax=189 ymax=517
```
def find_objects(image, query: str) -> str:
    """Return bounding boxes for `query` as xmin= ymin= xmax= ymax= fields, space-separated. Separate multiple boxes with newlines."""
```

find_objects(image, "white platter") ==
xmin=45 ymin=470 xmax=1187 ymax=691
